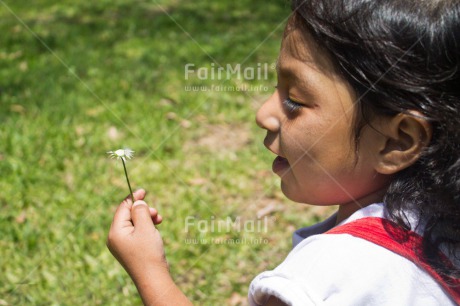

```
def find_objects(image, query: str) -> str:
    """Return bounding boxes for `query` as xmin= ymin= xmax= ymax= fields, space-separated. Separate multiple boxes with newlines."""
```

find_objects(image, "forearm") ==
xmin=130 ymin=265 xmax=193 ymax=306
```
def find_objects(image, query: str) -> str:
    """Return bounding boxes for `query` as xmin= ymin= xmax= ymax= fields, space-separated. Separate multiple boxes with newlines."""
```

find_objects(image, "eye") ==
xmin=283 ymin=98 xmax=303 ymax=113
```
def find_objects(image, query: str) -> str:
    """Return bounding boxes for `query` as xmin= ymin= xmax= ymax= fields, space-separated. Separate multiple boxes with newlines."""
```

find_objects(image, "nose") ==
xmin=256 ymin=93 xmax=281 ymax=132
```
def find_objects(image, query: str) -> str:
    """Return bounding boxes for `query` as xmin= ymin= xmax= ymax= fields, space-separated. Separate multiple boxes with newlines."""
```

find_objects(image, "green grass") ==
xmin=0 ymin=1 xmax=334 ymax=305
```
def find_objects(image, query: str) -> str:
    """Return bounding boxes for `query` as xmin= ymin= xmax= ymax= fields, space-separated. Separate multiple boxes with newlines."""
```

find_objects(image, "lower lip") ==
xmin=272 ymin=156 xmax=290 ymax=174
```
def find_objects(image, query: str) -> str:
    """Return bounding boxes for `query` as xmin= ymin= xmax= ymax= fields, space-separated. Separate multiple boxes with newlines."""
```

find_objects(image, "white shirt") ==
xmin=248 ymin=203 xmax=455 ymax=306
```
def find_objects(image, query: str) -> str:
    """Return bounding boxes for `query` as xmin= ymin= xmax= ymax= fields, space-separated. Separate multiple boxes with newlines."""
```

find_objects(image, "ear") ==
xmin=374 ymin=111 xmax=432 ymax=175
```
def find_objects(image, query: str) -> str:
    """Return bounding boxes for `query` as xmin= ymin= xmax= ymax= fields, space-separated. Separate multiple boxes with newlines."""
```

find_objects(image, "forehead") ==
xmin=277 ymin=28 xmax=338 ymax=78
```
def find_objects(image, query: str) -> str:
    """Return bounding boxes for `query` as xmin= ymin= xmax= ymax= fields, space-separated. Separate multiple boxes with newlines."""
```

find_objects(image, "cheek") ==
xmin=291 ymin=123 xmax=355 ymax=166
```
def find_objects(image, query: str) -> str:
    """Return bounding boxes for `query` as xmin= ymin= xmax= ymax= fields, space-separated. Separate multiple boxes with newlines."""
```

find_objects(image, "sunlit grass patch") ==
xmin=0 ymin=1 xmax=335 ymax=304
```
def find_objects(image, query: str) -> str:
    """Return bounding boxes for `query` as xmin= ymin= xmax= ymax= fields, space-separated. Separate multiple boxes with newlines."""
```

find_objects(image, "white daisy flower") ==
xmin=107 ymin=148 xmax=135 ymax=202
xmin=107 ymin=148 xmax=134 ymax=161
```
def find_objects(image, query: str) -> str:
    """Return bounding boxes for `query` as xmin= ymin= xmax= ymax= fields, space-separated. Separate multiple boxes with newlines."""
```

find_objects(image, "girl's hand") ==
xmin=107 ymin=189 xmax=192 ymax=305
xmin=107 ymin=189 xmax=168 ymax=278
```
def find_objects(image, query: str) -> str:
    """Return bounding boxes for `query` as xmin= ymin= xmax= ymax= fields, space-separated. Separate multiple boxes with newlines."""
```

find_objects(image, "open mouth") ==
xmin=272 ymin=155 xmax=290 ymax=174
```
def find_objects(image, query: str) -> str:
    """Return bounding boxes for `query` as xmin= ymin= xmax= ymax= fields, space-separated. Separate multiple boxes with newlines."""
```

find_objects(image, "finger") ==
xmin=153 ymin=214 xmax=163 ymax=225
xmin=148 ymin=207 xmax=162 ymax=225
xmin=113 ymin=189 xmax=146 ymax=226
xmin=123 ymin=189 xmax=146 ymax=208
xmin=134 ymin=189 xmax=146 ymax=201
xmin=131 ymin=200 xmax=155 ymax=231
xmin=149 ymin=207 xmax=158 ymax=217
xmin=112 ymin=199 xmax=133 ymax=227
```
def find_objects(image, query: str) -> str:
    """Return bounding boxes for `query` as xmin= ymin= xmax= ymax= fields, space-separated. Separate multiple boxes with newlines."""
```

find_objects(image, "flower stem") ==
xmin=121 ymin=158 xmax=134 ymax=203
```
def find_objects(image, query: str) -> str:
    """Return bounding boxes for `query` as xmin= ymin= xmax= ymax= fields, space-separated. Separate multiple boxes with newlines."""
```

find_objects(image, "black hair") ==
xmin=291 ymin=0 xmax=460 ymax=280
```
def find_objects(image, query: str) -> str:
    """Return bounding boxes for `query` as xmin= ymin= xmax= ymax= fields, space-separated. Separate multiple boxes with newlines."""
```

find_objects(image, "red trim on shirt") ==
xmin=326 ymin=217 xmax=460 ymax=303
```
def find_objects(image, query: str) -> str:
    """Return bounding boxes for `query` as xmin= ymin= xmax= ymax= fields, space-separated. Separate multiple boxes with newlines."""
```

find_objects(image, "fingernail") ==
xmin=133 ymin=200 xmax=147 ymax=207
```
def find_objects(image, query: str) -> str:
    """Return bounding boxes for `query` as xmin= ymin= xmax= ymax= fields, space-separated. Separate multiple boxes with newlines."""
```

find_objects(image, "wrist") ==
xmin=128 ymin=257 xmax=170 ymax=285
xmin=131 ymin=263 xmax=192 ymax=306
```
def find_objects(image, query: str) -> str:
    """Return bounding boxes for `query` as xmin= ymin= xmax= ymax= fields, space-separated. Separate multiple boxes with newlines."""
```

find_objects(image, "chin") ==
xmin=280 ymin=181 xmax=313 ymax=204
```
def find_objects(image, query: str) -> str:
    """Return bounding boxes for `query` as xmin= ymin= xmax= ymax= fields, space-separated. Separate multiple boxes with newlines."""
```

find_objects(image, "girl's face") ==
xmin=256 ymin=28 xmax=390 ymax=215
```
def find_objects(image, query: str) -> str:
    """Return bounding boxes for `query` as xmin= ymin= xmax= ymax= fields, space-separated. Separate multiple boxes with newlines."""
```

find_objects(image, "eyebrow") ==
xmin=276 ymin=58 xmax=297 ymax=81
xmin=276 ymin=58 xmax=320 ymax=99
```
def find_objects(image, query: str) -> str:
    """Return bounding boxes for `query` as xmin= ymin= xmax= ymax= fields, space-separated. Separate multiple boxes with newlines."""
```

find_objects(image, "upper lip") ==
xmin=263 ymin=134 xmax=285 ymax=158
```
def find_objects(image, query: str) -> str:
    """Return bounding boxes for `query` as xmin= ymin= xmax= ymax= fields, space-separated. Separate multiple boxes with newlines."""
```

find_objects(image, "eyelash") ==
xmin=274 ymin=85 xmax=304 ymax=113
xmin=283 ymin=98 xmax=303 ymax=113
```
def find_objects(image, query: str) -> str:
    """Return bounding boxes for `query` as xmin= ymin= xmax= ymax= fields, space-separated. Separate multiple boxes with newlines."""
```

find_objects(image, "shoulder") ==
xmin=249 ymin=233 xmax=454 ymax=306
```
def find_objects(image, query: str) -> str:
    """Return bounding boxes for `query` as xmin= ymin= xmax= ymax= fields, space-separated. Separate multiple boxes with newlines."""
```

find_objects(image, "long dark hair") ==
xmin=291 ymin=0 xmax=460 ymax=278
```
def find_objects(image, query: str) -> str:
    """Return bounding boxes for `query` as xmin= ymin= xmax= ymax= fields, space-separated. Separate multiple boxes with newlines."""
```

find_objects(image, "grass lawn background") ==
xmin=0 ymin=1 xmax=335 ymax=304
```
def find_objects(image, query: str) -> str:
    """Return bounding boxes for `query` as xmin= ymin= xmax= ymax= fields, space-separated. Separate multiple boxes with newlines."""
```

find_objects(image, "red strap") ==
xmin=326 ymin=217 xmax=460 ymax=303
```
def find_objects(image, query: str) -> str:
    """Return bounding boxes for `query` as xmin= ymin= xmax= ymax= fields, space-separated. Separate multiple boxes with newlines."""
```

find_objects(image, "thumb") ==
xmin=131 ymin=201 xmax=155 ymax=231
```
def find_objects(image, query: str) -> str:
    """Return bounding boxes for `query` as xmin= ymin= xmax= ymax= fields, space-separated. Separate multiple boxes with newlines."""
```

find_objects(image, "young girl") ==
xmin=107 ymin=0 xmax=460 ymax=305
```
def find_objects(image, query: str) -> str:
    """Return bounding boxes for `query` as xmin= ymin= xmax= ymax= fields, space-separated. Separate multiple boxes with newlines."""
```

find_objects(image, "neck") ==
xmin=335 ymin=188 xmax=387 ymax=225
